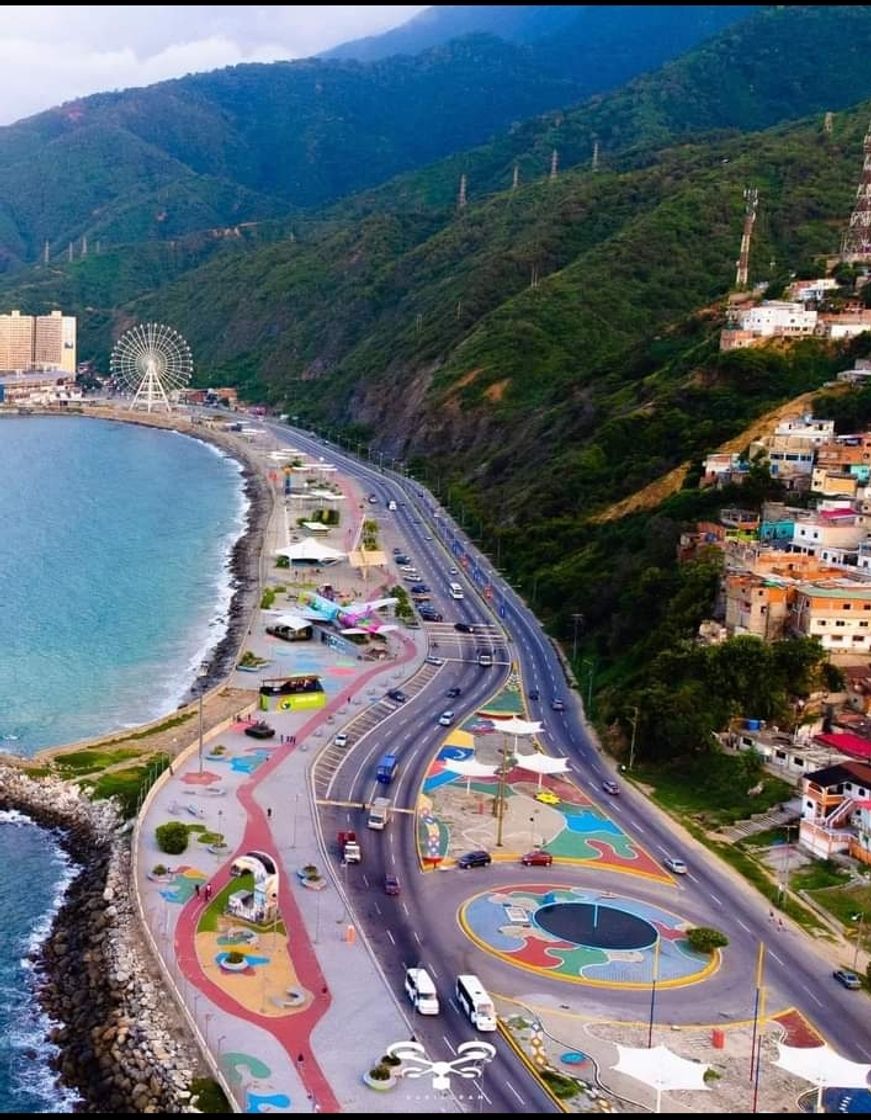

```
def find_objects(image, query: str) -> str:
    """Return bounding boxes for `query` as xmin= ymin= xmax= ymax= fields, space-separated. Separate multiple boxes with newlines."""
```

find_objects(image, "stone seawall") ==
xmin=0 ymin=768 xmax=203 ymax=1113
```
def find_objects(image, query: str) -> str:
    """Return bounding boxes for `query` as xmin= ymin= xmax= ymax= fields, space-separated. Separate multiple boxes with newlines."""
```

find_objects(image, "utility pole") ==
xmin=43 ymin=239 xmax=49 ymax=265
xmin=824 ymin=111 xmax=833 ymax=135
xmin=592 ymin=138 xmax=600 ymax=172
xmin=571 ymin=613 xmax=584 ymax=661
xmin=549 ymin=149 xmax=559 ymax=181
xmin=458 ymin=173 xmax=467 ymax=210
xmin=852 ymin=911 xmax=866 ymax=971
xmin=512 ymin=164 xmax=519 ymax=191
xmin=81 ymin=235 xmax=88 ymax=258
xmin=628 ymin=706 xmax=639 ymax=770
xmin=530 ymin=264 xmax=539 ymax=290
xmin=197 ymin=687 xmax=204 ymax=776
xmin=68 ymin=241 xmax=73 ymax=262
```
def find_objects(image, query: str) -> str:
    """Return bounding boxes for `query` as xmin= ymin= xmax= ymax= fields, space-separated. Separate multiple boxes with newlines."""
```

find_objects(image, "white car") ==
xmin=438 ymin=710 xmax=455 ymax=726
xmin=425 ymin=655 xmax=444 ymax=666
xmin=663 ymin=856 xmax=687 ymax=875
xmin=334 ymin=732 xmax=349 ymax=748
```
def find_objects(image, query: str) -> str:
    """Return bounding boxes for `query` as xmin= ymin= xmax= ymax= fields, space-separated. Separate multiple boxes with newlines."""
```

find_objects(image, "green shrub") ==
xmin=155 ymin=821 xmax=189 ymax=855
xmin=686 ymin=926 xmax=729 ymax=952
xmin=368 ymin=1064 xmax=391 ymax=1081
xmin=225 ymin=950 xmax=245 ymax=965
xmin=152 ymin=864 xmax=168 ymax=876
xmin=190 ymin=1077 xmax=231 ymax=1114
xmin=541 ymin=1070 xmax=580 ymax=1100
xmin=381 ymin=1053 xmax=402 ymax=1067
xmin=260 ymin=587 xmax=278 ymax=609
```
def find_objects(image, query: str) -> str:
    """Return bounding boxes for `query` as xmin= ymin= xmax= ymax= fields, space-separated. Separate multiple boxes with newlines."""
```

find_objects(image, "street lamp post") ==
xmin=628 ymin=706 xmax=640 ymax=770
xmin=647 ymin=936 xmax=661 ymax=1048
xmin=571 ymin=613 xmax=584 ymax=662
xmin=851 ymin=911 xmax=866 ymax=972
xmin=495 ymin=737 xmax=511 ymax=848
xmin=582 ymin=658 xmax=595 ymax=713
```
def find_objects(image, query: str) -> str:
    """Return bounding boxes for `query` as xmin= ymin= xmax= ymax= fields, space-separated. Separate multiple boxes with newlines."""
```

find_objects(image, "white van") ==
xmin=387 ymin=500 xmax=397 ymax=511
xmin=448 ymin=581 xmax=464 ymax=600
xmin=404 ymin=966 xmax=440 ymax=1015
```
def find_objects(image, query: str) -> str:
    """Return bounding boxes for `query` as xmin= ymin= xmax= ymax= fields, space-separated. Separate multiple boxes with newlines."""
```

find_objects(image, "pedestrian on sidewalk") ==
xmin=267 ymin=807 xmax=272 ymax=820
xmin=205 ymin=883 xmax=212 ymax=901
xmin=195 ymin=883 xmax=201 ymax=898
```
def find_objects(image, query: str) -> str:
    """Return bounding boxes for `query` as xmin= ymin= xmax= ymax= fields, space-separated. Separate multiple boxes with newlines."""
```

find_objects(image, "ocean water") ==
xmin=0 ymin=812 xmax=79 ymax=1112
xmin=0 ymin=414 xmax=247 ymax=1109
xmin=0 ymin=416 xmax=247 ymax=754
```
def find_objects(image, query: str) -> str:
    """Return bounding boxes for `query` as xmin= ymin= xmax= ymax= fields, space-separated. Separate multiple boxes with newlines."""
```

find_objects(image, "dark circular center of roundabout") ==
xmin=535 ymin=902 xmax=657 ymax=951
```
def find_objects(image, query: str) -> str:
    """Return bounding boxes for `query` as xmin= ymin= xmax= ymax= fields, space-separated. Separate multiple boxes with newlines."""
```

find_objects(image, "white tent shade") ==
xmin=268 ymin=612 xmax=312 ymax=631
xmin=274 ymin=538 xmax=346 ymax=563
xmin=774 ymin=1043 xmax=871 ymax=1113
xmin=514 ymin=752 xmax=570 ymax=776
xmin=491 ymin=716 xmax=543 ymax=736
xmin=443 ymin=757 xmax=499 ymax=794
xmin=613 ymin=1044 xmax=711 ymax=1113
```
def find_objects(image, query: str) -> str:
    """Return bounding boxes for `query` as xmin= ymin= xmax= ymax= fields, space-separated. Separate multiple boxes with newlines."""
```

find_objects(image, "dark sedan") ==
xmin=244 ymin=720 xmax=276 ymax=739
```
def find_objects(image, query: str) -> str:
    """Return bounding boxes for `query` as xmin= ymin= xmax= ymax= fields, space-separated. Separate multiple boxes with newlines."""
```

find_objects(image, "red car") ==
xmin=384 ymin=874 xmax=401 ymax=896
xmin=520 ymin=849 xmax=553 ymax=867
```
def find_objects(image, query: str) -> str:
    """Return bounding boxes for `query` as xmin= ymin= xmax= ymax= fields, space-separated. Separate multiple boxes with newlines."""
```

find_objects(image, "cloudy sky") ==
xmin=0 ymin=5 xmax=427 ymax=125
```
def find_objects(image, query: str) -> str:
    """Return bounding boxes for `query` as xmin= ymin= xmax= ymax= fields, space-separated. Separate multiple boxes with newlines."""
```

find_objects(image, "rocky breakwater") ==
xmin=0 ymin=766 xmax=204 ymax=1113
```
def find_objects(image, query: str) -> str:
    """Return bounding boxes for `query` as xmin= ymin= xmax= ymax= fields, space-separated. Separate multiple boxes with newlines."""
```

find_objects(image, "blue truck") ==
xmin=376 ymin=753 xmax=399 ymax=785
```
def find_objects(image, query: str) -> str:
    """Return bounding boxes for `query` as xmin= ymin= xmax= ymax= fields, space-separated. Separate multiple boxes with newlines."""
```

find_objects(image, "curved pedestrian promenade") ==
xmin=134 ymin=431 xmax=462 ymax=1113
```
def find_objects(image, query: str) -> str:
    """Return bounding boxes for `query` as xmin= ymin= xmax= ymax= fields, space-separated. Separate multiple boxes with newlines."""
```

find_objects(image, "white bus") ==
xmin=455 ymin=974 xmax=497 ymax=1031
xmin=448 ymin=581 xmax=465 ymax=600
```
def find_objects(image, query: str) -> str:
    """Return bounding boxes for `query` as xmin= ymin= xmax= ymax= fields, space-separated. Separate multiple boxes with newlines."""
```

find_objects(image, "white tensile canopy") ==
xmin=513 ymin=750 xmax=570 ymax=787
xmin=267 ymin=612 xmax=312 ymax=633
xmin=774 ymin=1043 xmax=871 ymax=1114
xmin=612 ymin=1044 xmax=711 ymax=1113
xmin=274 ymin=538 xmax=346 ymax=563
xmin=492 ymin=716 xmax=542 ymax=737
xmin=443 ymin=757 xmax=498 ymax=794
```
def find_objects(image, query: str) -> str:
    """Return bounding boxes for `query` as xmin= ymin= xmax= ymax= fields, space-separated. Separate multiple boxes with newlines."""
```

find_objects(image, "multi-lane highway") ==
xmin=267 ymin=421 xmax=871 ymax=1107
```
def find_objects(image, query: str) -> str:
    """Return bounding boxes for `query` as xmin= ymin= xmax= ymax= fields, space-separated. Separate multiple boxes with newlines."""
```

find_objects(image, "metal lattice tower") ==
xmin=841 ymin=120 xmax=871 ymax=263
xmin=735 ymin=186 xmax=759 ymax=289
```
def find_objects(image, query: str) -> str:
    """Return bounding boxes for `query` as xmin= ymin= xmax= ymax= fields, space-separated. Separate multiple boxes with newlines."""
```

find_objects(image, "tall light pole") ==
xmin=647 ymin=935 xmax=661 ymax=1048
xmin=571 ymin=613 xmax=584 ymax=662
xmin=852 ymin=911 xmax=866 ymax=971
xmin=582 ymin=658 xmax=595 ymax=713
xmin=197 ymin=687 xmax=204 ymax=776
xmin=628 ymin=706 xmax=640 ymax=771
xmin=495 ymin=738 xmax=510 ymax=847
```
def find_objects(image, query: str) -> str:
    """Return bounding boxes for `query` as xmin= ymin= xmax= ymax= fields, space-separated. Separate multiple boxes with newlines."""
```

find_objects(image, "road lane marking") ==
xmin=414 ymin=931 xmax=422 ymax=944
xmin=386 ymin=929 xmax=395 ymax=945
xmin=736 ymin=919 xmax=752 ymax=934
xmin=709 ymin=892 xmax=722 ymax=906
xmin=443 ymin=1035 xmax=455 ymax=1052
xmin=768 ymin=950 xmax=785 ymax=966
xmin=803 ymin=986 xmax=824 ymax=1007
xmin=506 ymin=1081 xmax=524 ymax=1104
xmin=402 ymin=902 xmax=409 ymax=917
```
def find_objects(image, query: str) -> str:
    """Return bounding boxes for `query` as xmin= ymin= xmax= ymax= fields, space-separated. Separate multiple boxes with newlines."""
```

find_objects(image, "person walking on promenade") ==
xmin=267 ymin=807 xmax=272 ymax=820
xmin=204 ymin=883 xmax=212 ymax=901
xmin=195 ymin=883 xmax=201 ymax=898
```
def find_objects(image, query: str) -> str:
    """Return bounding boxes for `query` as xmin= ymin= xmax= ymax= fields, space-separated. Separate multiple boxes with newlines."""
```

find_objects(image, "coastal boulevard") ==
xmin=123 ymin=405 xmax=871 ymax=1114
xmin=272 ymin=426 xmax=871 ymax=1084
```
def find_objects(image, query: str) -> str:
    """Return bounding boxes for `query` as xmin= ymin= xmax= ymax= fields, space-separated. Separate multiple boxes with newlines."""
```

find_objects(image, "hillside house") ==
xmin=724 ymin=572 xmax=790 ymax=639
xmin=790 ymin=582 xmax=871 ymax=652
xmin=799 ymin=759 xmax=871 ymax=863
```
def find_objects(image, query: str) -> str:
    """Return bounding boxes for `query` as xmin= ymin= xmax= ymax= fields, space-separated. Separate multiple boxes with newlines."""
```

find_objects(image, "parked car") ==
xmin=446 ymin=686 xmax=462 ymax=698
xmin=334 ymin=732 xmax=349 ymax=748
xmin=833 ymin=968 xmax=862 ymax=990
xmin=395 ymin=554 xmax=411 ymax=565
xmin=551 ymin=697 xmax=566 ymax=711
xmin=454 ymin=622 xmax=473 ymax=633
xmin=457 ymin=850 xmax=492 ymax=869
xmin=384 ymin=874 xmax=401 ymax=896
xmin=245 ymin=720 xmax=276 ymax=740
xmin=528 ymin=688 xmax=540 ymax=701
xmin=438 ymin=710 xmax=455 ymax=726
xmin=387 ymin=689 xmax=408 ymax=703
xmin=601 ymin=779 xmax=620 ymax=795
xmin=411 ymin=584 xmax=430 ymax=593
xmin=425 ymin=655 xmax=445 ymax=666
xmin=420 ymin=609 xmax=444 ymax=622
xmin=663 ymin=856 xmax=688 ymax=875
xmin=520 ymin=849 xmax=553 ymax=867
xmin=392 ymin=547 xmax=402 ymax=555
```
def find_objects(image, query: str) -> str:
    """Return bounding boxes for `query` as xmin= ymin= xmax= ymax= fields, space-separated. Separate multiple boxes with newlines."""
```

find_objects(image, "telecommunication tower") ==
xmin=735 ymin=186 xmax=759 ymax=289
xmin=841 ymin=119 xmax=871 ymax=263
xmin=457 ymin=173 xmax=467 ymax=210
xmin=549 ymin=149 xmax=559 ymax=181
xmin=592 ymin=138 xmax=600 ymax=172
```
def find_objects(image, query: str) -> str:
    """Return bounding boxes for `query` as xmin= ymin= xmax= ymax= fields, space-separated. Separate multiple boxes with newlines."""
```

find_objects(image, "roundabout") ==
xmin=459 ymin=885 xmax=719 ymax=988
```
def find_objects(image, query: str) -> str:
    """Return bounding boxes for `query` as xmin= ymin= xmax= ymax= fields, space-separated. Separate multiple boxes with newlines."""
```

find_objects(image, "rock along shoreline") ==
xmin=0 ymin=409 xmax=277 ymax=1112
xmin=0 ymin=770 xmax=203 ymax=1113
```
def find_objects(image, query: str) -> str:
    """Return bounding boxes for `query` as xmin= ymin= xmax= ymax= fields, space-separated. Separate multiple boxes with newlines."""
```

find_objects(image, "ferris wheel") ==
xmin=110 ymin=322 xmax=193 ymax=412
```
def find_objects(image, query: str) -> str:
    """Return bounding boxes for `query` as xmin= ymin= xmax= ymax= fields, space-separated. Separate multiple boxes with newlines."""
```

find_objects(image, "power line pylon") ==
xmin=841 ymin=119 xmax=871 ymax=264
xmin=735 ymin=186 xmax=759 ymax=289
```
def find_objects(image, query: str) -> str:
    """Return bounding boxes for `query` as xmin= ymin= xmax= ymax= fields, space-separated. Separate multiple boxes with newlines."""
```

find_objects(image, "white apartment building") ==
xmin=738 ymin=301 xmax=818 ymax=336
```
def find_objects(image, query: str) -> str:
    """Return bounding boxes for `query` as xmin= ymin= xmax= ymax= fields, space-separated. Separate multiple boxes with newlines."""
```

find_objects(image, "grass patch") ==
xmin=87 ymin=754 xmax=171 ymax=818
xmin=739 ymin=826 xmax=794 ymax=850
xmin=53 ymin=746 xmax=143 ymax=776
xmin=791 ymin=860 xmax=850 ymax=892
xmin=808 ymin=883 xmax=871 ymax=941
xmin=635 ymin=754 xmax=793 ymax=828
xmin=190 ymin=1077 xmax=231 ymax=1113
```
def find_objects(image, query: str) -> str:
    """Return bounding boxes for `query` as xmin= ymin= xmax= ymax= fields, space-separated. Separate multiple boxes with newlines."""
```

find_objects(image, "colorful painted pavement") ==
xmin=420 ymin=743 xmax=665 ymax=880
xmin=460 ymin=885 xmax=716 ymax=988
